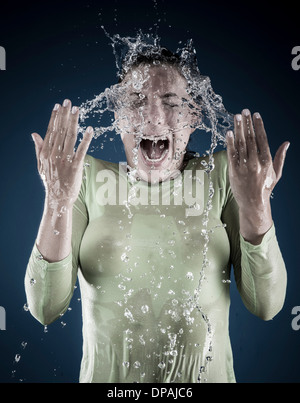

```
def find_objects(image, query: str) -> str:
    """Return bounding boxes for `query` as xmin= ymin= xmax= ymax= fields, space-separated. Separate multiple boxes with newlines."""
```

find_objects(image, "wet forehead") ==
xmin=124 ymin=64 xmax=188 ymax=97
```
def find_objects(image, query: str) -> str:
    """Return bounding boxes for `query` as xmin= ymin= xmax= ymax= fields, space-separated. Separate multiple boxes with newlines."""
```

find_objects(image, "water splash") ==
xmin=76 ymin=28 xmax=233 ymax=382
xmin=77 ymin=28 xmax=233 ymax=154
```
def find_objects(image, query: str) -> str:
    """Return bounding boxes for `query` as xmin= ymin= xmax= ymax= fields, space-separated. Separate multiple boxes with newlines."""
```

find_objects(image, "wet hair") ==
xmin=118 ymin=47 xmax=184 ymax=83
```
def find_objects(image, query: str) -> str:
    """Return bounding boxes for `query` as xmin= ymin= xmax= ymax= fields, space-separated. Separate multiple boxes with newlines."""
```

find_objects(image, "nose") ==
xmin=147 ymin=97 xmax=164 ymax=126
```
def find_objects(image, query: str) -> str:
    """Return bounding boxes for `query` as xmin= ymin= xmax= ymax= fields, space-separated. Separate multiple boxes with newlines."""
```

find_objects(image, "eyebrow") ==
xmin=161 ymin=92 xmax=178 ymax=98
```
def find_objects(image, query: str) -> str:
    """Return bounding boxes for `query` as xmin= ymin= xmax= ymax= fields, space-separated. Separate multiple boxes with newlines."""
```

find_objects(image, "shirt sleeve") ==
xmin=24 ymin=156 xmax=90 ymax=326
xmin=219 ymin=152 xmax=287 ymax=321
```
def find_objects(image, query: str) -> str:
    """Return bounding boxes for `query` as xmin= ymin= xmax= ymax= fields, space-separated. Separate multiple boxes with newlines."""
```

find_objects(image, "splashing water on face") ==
xmin=77 ymin=28 xmax=233 ymax=383
xmin=78 ymin=28 xmax=233 ymax=152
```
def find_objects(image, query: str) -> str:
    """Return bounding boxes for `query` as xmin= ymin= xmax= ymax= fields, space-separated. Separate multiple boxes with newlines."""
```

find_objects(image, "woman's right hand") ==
xmin=31 ymin=99 xmax=94 ymax=208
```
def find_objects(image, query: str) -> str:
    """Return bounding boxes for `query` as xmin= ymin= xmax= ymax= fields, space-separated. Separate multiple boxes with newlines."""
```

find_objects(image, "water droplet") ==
xmin=124 ymin=308 xmax=134 ymax=322
xmin=139 ymin=335 xmax=146 ymax=345
xmin=186 ymin=272 xmax=194 ymax=280
xmin=21 ymin=341 xmax=27 ymax=349
xmin=121 ymin=253 xmax=129 ymax=263
xmin=141 ymin=305 xmax=149 ymax=314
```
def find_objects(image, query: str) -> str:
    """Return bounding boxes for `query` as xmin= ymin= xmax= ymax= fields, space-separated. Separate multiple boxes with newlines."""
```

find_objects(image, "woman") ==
xmin=26 ymin=47 xmax=289 ymax=383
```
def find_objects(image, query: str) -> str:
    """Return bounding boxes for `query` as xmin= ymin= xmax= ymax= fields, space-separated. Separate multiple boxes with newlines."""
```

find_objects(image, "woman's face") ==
xmin=114 ymin=63 xmax=197 ymax=183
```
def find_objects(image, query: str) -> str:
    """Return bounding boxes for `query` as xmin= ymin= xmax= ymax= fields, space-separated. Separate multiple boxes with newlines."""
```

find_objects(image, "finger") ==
xmin=63 ymin=105 xmax=79 ymax=157
xmin=52 ymin=99 xmax=71 ymax=155
xmin=75 ymin=126 xmax=94 ymax=162
xmin=226 ymin=130 xmax=238 ymax=168
xmin=242 ymin=109 xmax=257 ymax=160
xmin=253 ymin=112 xmax=272 ymax=163
xmin=42 ymin=103 xmax=61 ymax=157
xmin=234 ymin=113 xmax=247 ymax=164
xmin=273 ymin=141 xmax=290 ymax=182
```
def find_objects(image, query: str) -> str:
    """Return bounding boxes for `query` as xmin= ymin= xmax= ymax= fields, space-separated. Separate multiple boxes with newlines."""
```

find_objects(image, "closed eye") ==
xmin=162 ymin=93 xmax=180 ymax=108
xmin=128 ymin=92 xmax=147 ymax=108
xmin=131 ymin=99 xmax=146 ymax=107
xmin=163 ymin=102 xmax=179 ymax=108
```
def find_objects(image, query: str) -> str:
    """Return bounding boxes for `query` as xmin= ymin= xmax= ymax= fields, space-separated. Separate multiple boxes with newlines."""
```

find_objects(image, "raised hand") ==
xmin=31 ymin=99 xmax=94 ymax=208
xmin=226 ymin=109 xmax=290 ymax=244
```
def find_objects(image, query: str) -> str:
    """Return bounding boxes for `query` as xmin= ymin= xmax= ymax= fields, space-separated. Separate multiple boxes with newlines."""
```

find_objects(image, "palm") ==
xmin=226 ymin=109 xmax=289 ymax=210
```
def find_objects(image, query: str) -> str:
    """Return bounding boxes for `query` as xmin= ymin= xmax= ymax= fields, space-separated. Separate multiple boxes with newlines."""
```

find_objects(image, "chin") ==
xmin=135 ymin=159 xmax=184 ymax=184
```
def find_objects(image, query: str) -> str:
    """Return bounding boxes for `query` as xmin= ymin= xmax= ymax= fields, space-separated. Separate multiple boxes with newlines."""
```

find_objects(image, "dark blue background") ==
xmin=0 ymin=0 xmax=299 ymax=383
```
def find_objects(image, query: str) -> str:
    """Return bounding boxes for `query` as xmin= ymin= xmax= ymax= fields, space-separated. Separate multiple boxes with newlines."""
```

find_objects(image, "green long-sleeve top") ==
xmin=25 ymin=150 xmax=287 ymax=383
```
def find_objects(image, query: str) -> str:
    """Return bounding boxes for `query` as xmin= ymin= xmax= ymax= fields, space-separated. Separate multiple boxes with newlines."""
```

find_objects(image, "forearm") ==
xmin=238 ymin=223 xmax=287 ymax=320
xmin=36 ymin=197 xmax=74 ymax=262
xmin=238 ymin=200 xmax=273 ymax=245
xmin=26 ymin=198 xmax=77 ymax=325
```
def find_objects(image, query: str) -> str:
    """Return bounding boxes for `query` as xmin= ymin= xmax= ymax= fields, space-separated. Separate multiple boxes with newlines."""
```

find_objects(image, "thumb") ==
xmin=31 ymin=132 xmax=43 ymax=170
xmin=273 ymin=141 xmax=290 ymax=182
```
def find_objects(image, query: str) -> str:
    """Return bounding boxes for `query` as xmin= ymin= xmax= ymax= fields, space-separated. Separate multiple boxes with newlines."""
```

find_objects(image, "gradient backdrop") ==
xmin=0 ymin=0 xmax=299 ymax=383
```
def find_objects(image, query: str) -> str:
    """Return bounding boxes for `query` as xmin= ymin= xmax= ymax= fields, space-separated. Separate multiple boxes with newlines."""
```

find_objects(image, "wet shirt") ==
xmin=25 ymin=150 xmax=287 ymax=383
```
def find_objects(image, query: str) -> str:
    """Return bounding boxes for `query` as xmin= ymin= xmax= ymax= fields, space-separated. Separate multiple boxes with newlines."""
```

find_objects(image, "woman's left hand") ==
xmin=226 ymin=109 xmax=290 ymax=244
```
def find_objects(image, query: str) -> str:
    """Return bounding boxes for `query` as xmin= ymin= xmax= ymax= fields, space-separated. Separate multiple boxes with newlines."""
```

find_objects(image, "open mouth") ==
xmin=139 ymin=136 xmax=170 ymax=164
